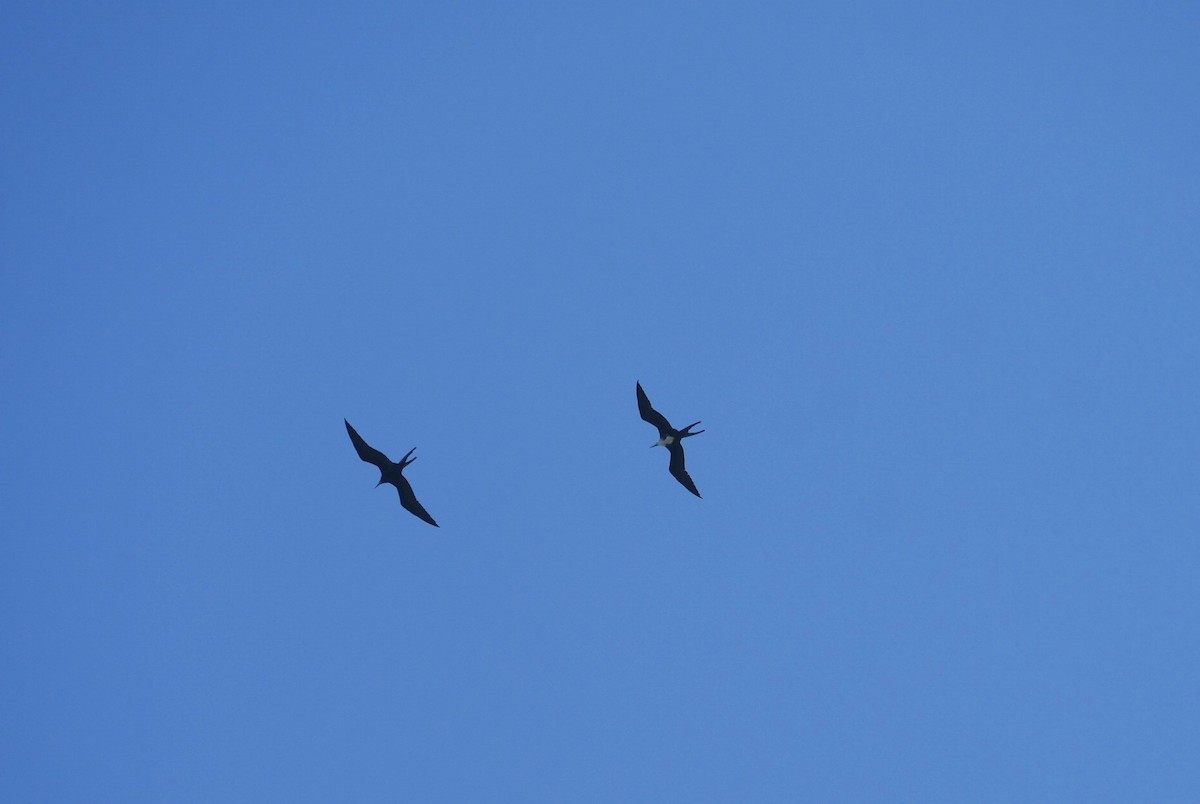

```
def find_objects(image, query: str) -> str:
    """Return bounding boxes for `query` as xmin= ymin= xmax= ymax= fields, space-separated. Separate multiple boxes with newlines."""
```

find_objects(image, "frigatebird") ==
xmin=636 ymin=382 xmax=705 ymax=498
xmin=344 ymin=419 xmax=439 ymax=527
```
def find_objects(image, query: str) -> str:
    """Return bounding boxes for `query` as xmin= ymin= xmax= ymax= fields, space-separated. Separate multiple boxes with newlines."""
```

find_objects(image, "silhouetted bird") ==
xmin=636 ymin=382 xmax=704 ymax=498
xmin=344 ymin=419 xmax=439 ymax=527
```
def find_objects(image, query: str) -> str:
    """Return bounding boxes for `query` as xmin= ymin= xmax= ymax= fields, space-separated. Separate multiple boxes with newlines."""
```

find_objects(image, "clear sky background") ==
xmin=3 ymin=2 xmax=1199 ymax=801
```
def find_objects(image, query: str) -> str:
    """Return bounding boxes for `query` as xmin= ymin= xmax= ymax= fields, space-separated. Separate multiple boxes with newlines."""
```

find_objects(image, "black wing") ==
xmin=345 ymin=419 xmax=391 ymax=469
xmin=666 ymin=442 xmax=702 ymax=498
xmin=636 ymin=382 xmax=673 ymax=437
xmin=393 ymin=475 xmax=440 ymax=527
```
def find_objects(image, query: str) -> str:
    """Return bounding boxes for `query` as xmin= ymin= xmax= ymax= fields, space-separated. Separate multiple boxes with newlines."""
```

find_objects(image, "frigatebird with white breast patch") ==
xmin=636 ymin=382 xmax=705 ymax=498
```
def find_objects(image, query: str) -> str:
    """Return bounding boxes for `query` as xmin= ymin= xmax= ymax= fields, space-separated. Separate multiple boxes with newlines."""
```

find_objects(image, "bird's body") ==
xmin=344 ymin=419 xmax=439 ymax=527
xmin=636 ymin=382 xmax=704 ymax=498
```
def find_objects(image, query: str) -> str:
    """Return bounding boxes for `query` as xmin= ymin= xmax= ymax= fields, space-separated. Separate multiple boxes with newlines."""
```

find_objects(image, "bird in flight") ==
xmin=344 ymin=419 xmax=439 ymax=527
xmin=636 ymin=382 xmax=705 ymax=498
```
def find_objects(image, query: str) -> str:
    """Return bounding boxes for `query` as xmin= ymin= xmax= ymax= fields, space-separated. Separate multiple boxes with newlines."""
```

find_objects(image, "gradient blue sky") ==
xmin=4 ymin=2 xmax=1199 ymax=801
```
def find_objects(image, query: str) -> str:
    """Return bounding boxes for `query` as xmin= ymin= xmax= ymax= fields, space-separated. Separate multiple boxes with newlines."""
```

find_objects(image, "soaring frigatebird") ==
xmin=636 ymin=382 xmax=705 ymax=498
xmin=344 ymin=419 xmax=439 ymax=527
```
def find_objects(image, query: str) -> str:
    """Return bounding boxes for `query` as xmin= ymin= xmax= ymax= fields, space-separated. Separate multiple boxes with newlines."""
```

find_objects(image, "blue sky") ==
xmin=3 ymin=2 xmax=1199 ymax=800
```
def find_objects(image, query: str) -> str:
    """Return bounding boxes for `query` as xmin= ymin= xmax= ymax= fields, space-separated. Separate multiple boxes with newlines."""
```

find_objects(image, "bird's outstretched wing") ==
xmin=636 ymin=382 xmax=673 ymax=437
xmin=667 ymin=442 xmax=702 ymax=498
xmin=345 ymin=419 xmax=391 ymax=469
xmin=393 ymin=475 xmax=440 ymax=527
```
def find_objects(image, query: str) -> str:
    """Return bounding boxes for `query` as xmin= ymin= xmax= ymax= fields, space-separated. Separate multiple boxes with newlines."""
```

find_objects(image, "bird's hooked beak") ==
xmin=375 ymin=478 xmax=385 ymax=487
